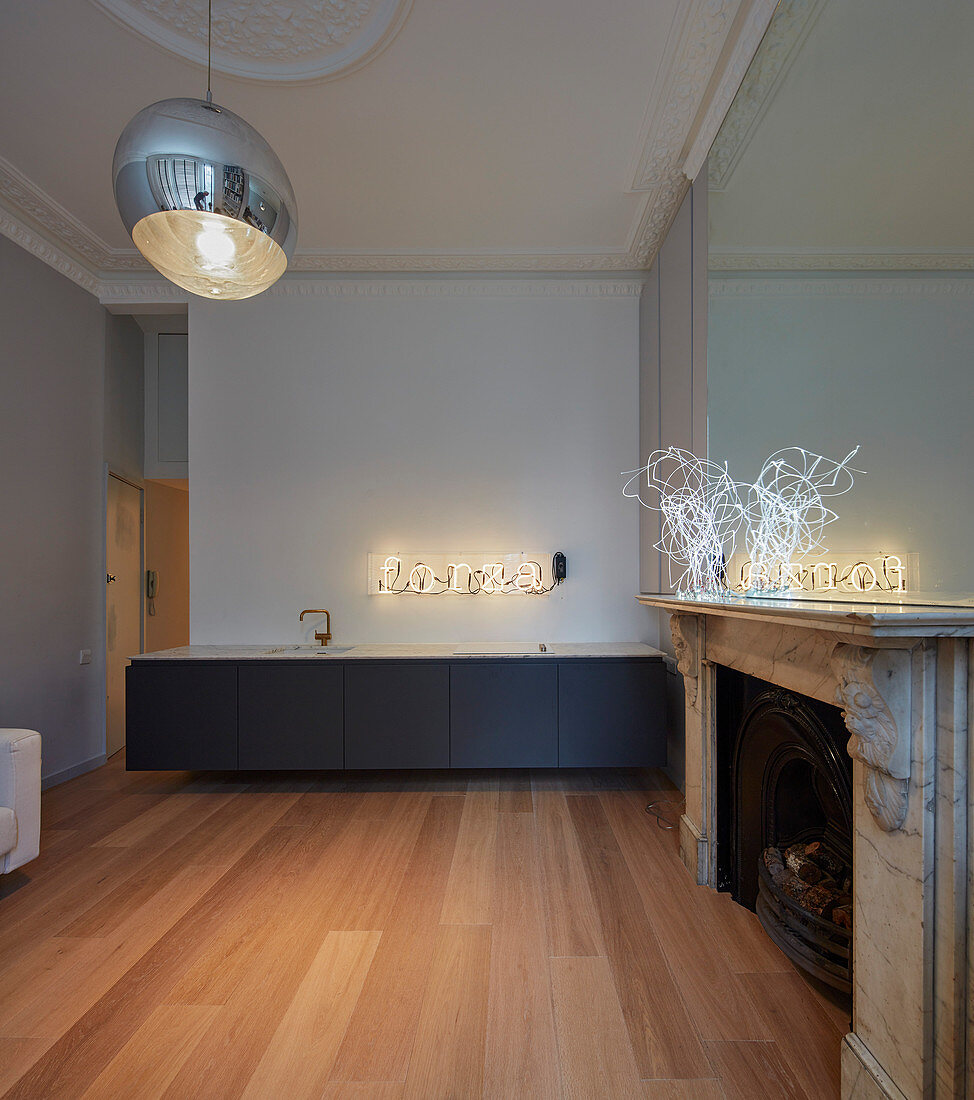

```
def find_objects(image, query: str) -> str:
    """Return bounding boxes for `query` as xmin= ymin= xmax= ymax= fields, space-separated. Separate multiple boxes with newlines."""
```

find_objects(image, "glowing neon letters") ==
xmin=368 ymin=552 xmax=553 ymax=596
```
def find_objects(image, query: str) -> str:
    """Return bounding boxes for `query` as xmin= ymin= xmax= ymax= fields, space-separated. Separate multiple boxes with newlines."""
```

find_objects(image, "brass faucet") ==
xmin=299 ymin=609 xmax=332 ymax=646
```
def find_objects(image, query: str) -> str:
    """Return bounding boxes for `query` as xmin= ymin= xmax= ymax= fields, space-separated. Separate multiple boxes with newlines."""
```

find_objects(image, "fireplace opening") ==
xmin=715 ymin=666 xmax=853 ymax=996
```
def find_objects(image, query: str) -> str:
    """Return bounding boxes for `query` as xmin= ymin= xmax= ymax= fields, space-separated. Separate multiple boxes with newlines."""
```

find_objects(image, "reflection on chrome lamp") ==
xmin=744 ymin=447 xmax=861 ymax=594
xmin=623 ymin=448 xmax=745 ymax=597
xmin=623 ymin=445 xmax=862 ymax=598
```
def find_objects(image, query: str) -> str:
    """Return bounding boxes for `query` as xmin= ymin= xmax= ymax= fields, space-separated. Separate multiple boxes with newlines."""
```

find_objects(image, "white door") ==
xmin=107 ymin=474 xmax=143 ymax=758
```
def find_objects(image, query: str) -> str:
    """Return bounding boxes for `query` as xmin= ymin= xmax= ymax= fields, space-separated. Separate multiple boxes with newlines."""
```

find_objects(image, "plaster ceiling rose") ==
xmin=88 ymin=0 xmax=412 ymax=83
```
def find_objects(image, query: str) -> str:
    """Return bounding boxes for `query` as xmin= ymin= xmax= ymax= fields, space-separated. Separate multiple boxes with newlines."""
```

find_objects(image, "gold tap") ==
xmin=299 ymin=609 xmax=332 ymax=646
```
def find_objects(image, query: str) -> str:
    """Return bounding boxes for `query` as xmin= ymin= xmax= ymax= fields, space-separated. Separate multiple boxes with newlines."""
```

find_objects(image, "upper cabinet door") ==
xmin=145 ymin=331 xmax=188 ymax=479
xmin=450 ymin=662 xmax=557 ymax=768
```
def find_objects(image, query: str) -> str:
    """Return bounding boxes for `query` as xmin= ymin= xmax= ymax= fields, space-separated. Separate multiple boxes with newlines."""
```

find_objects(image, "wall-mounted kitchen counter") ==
xmin=126 ymin=643 xmax=666 ymax=772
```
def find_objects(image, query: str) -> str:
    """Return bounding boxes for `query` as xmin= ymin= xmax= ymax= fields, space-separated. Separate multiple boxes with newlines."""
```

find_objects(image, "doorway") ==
xmin=106 ymin=472 xmax=143 ymax=759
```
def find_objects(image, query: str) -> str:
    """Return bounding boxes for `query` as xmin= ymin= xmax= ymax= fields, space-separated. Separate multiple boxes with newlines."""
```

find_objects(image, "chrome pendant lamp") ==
xmin=113 ymin=0 xmax=297 ymax=300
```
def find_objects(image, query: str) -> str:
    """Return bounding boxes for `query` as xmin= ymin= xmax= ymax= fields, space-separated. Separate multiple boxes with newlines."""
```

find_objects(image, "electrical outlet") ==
xmin=79 ymin=649 xmax=92 ymax=665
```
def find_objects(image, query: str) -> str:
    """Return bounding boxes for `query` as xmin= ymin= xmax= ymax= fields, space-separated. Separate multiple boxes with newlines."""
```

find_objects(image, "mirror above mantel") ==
xmin=706 ymin=0 xmax=974 ymax=595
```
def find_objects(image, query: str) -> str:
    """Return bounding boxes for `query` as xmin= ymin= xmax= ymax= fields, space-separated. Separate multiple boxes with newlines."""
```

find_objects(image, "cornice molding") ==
xmin=0 ymin=205 xmax=101 ymax=295
xmin=710 ymin=250 xmax=974 ymax=271
xmin=683 ymin=0 xmax=779 ymax=182
xmin=709 ymin=274 xmax=974 ymax=298
xmin=4 ymin=2 xmax=768 ymax=287
xmin=98 ymin=274 xmax=645 ymax=307
xmin=705 ymin=0 xmax=826 ymax=191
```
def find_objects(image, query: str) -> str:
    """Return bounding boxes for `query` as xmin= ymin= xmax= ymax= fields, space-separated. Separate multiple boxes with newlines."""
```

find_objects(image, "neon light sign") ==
xmin=728 ymin=552 xmax=916 ymax=595
xmin=368 ymin=552 xmax=556 ymax=596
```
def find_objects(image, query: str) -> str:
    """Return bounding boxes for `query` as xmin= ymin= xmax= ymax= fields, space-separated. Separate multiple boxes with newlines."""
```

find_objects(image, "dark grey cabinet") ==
xmin=558 ymin=660 xmax=666 ymax=767
xmin=126 ymin=655 xmax=666 ymax=772
xmin=126 ymin=662 xmax=238 ymax=770
xmin=344 ymin=663 xmax=450 ymax=769
xmin=450 ymin=662 xmax=558 ymax=767
xmin=238 ymin=664 xmax=343 ymax=769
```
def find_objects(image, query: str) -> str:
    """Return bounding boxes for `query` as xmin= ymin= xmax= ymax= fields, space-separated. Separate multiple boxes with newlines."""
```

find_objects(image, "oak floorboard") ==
xmin=0 ymin=1038 xmax=56 ymax=1094
xmin=401 ymin=924 xmax=491 ymax=1100
xmin=440 ymin=789 xmax=498 ymax=924
xmin=0 ymin=861 xmax=227 ymax=1038
xmin=497 ymin=770 xmax=534 ymax=812
xmin=322 ymin=1085 xmax=405 ymax=1100
xmin=741 ymin=972 xmax=843 ymax=1099
xmin=641 ymin=1081 xmax=724 ymax=1099
xmin=329 ymin=796 xmax=464 ymax=1083
xmin=601 ymin=792 xmax=769 ymax=1042
xmin=93 ymin=791 xmax=228 ymax=849
xmin=534 ymin=791 xmax=605 ymax=958
xmin=241 ymin=931 xmax=382 ymax=1100
xmin=550 ymin=955 xmax=643 ymax=1100
xmin=1 ymin=763 xmax=846 ymax=1099
xmin=567 ymin=795 xmax=709 ymax=1079
xmin=3 ymin=825 xmax=317 ymax=1100
xmin=484 ymin=813 xmax=561 ymax=1100
xmin=704 ymin=1040 xmax=813 ymax=1100
xmin=79 ymin=1003 xmax=221 ymax=1100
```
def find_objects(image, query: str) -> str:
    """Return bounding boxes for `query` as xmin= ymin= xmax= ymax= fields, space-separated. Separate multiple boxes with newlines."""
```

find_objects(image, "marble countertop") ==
xmin=132 ymin=642 xmax=665 ymax=661
xmin=637 ymin=592 xmax=974 ymax=637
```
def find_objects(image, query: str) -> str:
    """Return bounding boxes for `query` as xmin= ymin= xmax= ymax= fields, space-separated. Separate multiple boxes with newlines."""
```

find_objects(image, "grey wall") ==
xmin=0 ymin=235 xmax=108 ymax=783
xmin=188 ymin=280 xmax=648 ymax=647
xmin=709 ymin=273 xmax=974 ymax=593
xmin=104 ymin=313 xmax=144 ymax=484
xmin=638 ymin=178 xmax=708 ymax=790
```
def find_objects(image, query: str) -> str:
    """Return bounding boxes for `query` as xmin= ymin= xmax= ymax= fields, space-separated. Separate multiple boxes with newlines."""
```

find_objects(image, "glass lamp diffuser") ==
xmin=113 ymin=98 xmax=297 ymax=300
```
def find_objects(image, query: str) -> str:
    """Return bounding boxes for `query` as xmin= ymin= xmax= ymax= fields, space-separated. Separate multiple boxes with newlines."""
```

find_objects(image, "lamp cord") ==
xmin=205 ymin=0 xmax=213 ymax=103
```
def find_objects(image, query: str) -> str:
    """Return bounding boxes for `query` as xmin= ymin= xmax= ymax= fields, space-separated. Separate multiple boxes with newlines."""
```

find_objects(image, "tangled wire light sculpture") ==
xmin=743 ymin=446 xmax=861 ymax=593
xmin=623 ymin=448 xmax=745 ymax=596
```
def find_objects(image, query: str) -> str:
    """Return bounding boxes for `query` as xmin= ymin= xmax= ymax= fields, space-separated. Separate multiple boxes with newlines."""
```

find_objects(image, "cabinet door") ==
xmin=345 ymin=663 xmax=449 ymax=769
xmin=450 ymin=662 xmax=557 ymax=768
xmin=238 ymin=664 xmax=343 ymax=770
xmin=126 ymin=663 xmax=237 ymax=770
xmin=558 ymin=660 xmax=666 ymax=767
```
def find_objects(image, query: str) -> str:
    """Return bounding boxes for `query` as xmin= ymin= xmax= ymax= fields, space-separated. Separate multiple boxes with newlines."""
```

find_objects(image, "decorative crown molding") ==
xmin=709 ymin=250 xmax=974 ymax=272
xmin=706 ymin=0 xmax=827 ymax=191
xmin=3 ymin=2 xmax=769 ymax=291
xmin=0 ymin=206 xmax=101 ymax=295
xmin=708 ymin=274 xmax=974 ymax=298
xmin=830 ymin=644 xmax=911 ymax=832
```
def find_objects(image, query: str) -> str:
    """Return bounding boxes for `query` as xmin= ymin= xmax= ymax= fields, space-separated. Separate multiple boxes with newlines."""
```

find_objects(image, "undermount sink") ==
xmin=262 ymin=645 xmax=353 ymax=656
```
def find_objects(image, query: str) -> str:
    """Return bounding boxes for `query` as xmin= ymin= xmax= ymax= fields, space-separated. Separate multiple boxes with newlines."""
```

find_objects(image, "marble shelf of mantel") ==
xmin=637 ymin=592 xmax=974 ymax=637
xmin=131 ymin=642 xmax=664 ymax=661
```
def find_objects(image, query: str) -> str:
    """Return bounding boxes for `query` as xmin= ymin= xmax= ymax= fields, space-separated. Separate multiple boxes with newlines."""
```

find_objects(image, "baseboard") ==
xmin=678 ymin=813 xmax=709 ymax=885
xmin=42 ymin=753 xmax=107 ymax=790
xmin=841 ymin=1034 xmax=908 ymax=1099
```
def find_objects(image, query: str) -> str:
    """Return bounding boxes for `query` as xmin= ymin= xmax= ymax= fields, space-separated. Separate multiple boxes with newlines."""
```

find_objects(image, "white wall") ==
xmin=709 ymin=273 xmax=974 ymax=593
xmin=104 ymin=312 xmax=144 ymax=485
xmin=189 ymin=279 xmax=647 ymax=645
xmin=0 ymin=235 xmax=108 ymax=783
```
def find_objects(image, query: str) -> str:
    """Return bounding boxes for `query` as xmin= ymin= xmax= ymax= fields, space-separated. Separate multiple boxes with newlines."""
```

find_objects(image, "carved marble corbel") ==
xmin=669 ymin=613 xmax=700 ymax=704
xmin=829 ymin=643 xmax=912 ymax=832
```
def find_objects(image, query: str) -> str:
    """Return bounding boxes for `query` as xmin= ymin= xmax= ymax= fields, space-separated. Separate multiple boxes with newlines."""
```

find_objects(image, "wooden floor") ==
xmin=0 ymin=755 xmax=848 ymax=1099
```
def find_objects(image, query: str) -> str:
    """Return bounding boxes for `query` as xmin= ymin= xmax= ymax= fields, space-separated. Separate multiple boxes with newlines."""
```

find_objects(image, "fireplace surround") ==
xmin=639 ymin=593 xmax=973 ymax=1100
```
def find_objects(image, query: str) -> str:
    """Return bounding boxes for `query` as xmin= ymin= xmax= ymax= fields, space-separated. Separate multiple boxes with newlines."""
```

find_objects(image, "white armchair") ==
xmin=0 ymin=729 xmax=41 ymax=874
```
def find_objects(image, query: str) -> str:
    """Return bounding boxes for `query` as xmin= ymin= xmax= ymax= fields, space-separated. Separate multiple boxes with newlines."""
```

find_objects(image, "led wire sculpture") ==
xmin=743 ymin=447 xmax=861 ymax=593
xmin=624 ymin=445 xmax=862 ymax=598
xmin=623 ymin=448 xmax=745 ymax=596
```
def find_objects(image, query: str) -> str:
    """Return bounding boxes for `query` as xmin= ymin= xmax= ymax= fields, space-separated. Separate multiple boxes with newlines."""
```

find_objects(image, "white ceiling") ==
xmin=709 ymin=0 xmax=974 ymax=268
xmin=0 ymin=0 xmax=773 ymax=295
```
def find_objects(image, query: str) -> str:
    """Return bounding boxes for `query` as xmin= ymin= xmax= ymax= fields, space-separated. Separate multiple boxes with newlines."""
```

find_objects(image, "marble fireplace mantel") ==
xmin=638 ymin=594 xmax=973 ymax=1100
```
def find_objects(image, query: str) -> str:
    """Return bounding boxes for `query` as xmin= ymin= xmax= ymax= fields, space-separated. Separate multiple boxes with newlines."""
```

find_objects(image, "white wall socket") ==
xmin=79 ymin=649 xmax=92 ymax=665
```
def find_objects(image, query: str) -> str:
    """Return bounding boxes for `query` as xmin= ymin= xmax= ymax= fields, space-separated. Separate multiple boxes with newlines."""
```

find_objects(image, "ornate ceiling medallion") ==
xmin=88 ymin=0 xmax=412 ymax=83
